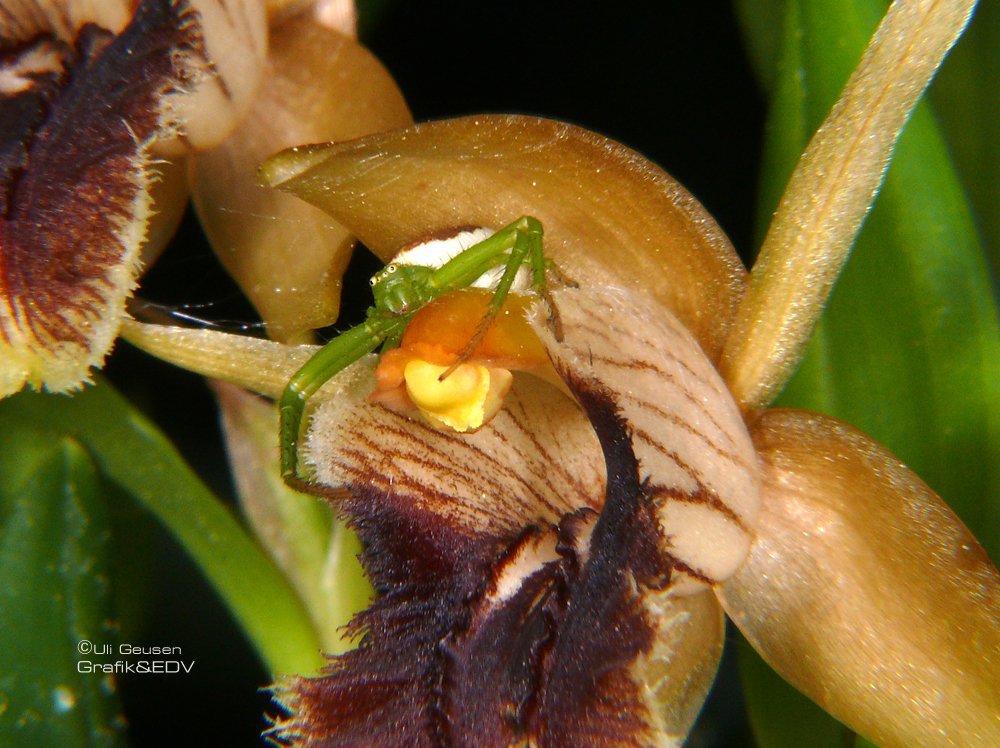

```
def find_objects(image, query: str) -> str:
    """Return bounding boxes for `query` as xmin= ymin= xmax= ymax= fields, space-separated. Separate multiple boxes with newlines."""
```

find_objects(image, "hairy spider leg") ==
xmin=280 ymin=315 xmax=409 ymax=481
xmin=279 ymin=216 xmax=549 ymax=486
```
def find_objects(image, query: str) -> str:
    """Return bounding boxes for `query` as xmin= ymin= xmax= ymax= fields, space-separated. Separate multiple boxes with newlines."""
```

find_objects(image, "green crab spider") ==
xmin=279 ymin=215 xmax=553 ymax=486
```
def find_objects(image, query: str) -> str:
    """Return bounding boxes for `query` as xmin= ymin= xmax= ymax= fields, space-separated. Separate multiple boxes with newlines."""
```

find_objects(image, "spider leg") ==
xmin=280 ymin=216 xmax=556 ymax=484
xmin=438 ymin=218 xmax=548 ymax=380
xmin=280 ymin=314 xmax=408 ymax=484
xmin=528 ymin=226 xmax=565 ymax=342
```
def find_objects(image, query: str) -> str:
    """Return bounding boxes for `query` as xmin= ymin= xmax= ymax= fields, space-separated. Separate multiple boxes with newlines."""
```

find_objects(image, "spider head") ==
xmin=370 ymin=263 xmax=435 ymax=316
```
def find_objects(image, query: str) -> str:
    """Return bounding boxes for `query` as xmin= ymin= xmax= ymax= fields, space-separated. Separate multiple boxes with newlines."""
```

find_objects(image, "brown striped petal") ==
xmin=270 ymin=280 xmax=752 ymax=744
xmin=305 ymin=362 xmax=605 ymax=536
xmin=259 ymin=115 xmax=747 ymax=360
xmin=279 ymin=376 xmax=728 ymax=745
xmin=719 ymin=0 xmax=978 ymax=410
xmin=189 ymin=12 xmax=411 ymax=341
xmin=0 ymin=1 xmax=207 ymax=396
xmin=535 ymin=285 xmax=760 ymax=592
xmin=719 ymin=409 xmax=1000 ymax=747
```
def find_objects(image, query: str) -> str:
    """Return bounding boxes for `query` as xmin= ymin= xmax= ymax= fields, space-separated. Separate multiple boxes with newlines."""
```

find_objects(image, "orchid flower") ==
xmin=118 ymin=1 xmax=998 ymax=745
xmin=1 ymin=0 xmax=997 ymax=745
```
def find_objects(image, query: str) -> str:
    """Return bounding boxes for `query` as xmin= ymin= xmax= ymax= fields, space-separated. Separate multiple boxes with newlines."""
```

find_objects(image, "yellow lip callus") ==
xmin=403 ymin=359 xmax=513 ymax=433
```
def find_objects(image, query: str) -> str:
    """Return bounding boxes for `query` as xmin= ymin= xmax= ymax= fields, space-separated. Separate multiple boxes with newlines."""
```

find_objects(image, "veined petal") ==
xmin=259 ymin=115 xmax=747 ymax=360
xmin=190 ymin=13 xmax=411 ymax=341
xmin=272 ymin=281 xmax=753 ymax=744
xmin=0 ymin=1 xmax=204 ymax=396
xmin=535 ymin=285 xmax=760 ymax=593
xmin=274 ymin=330 xmax=735 ymax=748
xmin=305 ymin=361 xmax=604 ymax=537
xmin=719 ymin=409 xmax=1000 ymax=747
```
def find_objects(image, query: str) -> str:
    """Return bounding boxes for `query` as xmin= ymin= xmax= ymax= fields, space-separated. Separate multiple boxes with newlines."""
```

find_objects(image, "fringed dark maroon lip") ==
xmin=270 ymin=373 xmax=677 ymax=747
xmin=0 ymin=0 xmax=200 ymax=382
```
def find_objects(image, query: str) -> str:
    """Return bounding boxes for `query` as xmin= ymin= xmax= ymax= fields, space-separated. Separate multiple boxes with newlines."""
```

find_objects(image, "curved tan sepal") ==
xmin=190 ymin=14 xmax=411 ymax=341
xmin=260 ymin=115 xmax=746 ymax=360
xmin=636 ymin=589 xmax=725 ymax=745
xmin=719 ymin=409 xmax=1000 ymax=747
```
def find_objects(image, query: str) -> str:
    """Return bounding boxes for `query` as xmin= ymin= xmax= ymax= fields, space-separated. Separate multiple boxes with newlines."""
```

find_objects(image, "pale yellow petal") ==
xmin=719 ymin=0 xmax=978 ymax=410
xmin=719 ymin=409 xmax=1000 ymax=747
xmin=534 ymin=286 xmax=760 ymax=592
xmin=190 ymin=14 xmax=411 ymax=341
xmin=260 ymin=115 xmax=746 ymax=361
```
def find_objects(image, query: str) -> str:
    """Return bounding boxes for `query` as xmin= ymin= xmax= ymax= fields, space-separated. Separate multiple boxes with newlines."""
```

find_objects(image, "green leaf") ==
xmin=0 ymin=377 xmax=324 ymax=677
xmin=0 ymin=431 xmax=125 ymax=746
xmin=932 ymin=0 xmax=1000 ymax=276
xmin=733 ymin=0 xmax=786 ymax=96
xmin=763 ymin=0 xmax=1000 ymax=556
xmin=781 ymin=107 xmax=1000 ymax=552
xmin=738 ymin=0 xmax=999 ymax=745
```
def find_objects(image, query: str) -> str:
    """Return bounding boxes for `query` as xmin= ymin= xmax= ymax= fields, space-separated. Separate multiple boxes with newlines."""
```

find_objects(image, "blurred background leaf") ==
xmin=0 ymin=380 xmax=322 ymax=678
xmin=932 ymin=0 xmax=1000 ymax=276
xmin=214 ymin=381 xmax=371 ymax=654
xmin=0 ymin=429 xmax=125 ymax=746
xmin=735 ymin=0 xmax=999 ymax=745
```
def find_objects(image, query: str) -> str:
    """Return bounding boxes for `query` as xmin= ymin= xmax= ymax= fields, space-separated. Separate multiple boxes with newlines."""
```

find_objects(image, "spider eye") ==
xmin=387 ymin=264 xmax=397 ymax=274
xmin=369 ymin=278 xmax=376 ymax=286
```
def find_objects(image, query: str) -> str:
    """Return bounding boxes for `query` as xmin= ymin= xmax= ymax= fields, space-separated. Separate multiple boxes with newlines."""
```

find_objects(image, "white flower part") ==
xmin=534 ymin=285 xmax=761 ymax=594
xmin=391 ymin=227 xmax=534 ymax=291
xmin=484 ymin=528 xmax=561 ymax=607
